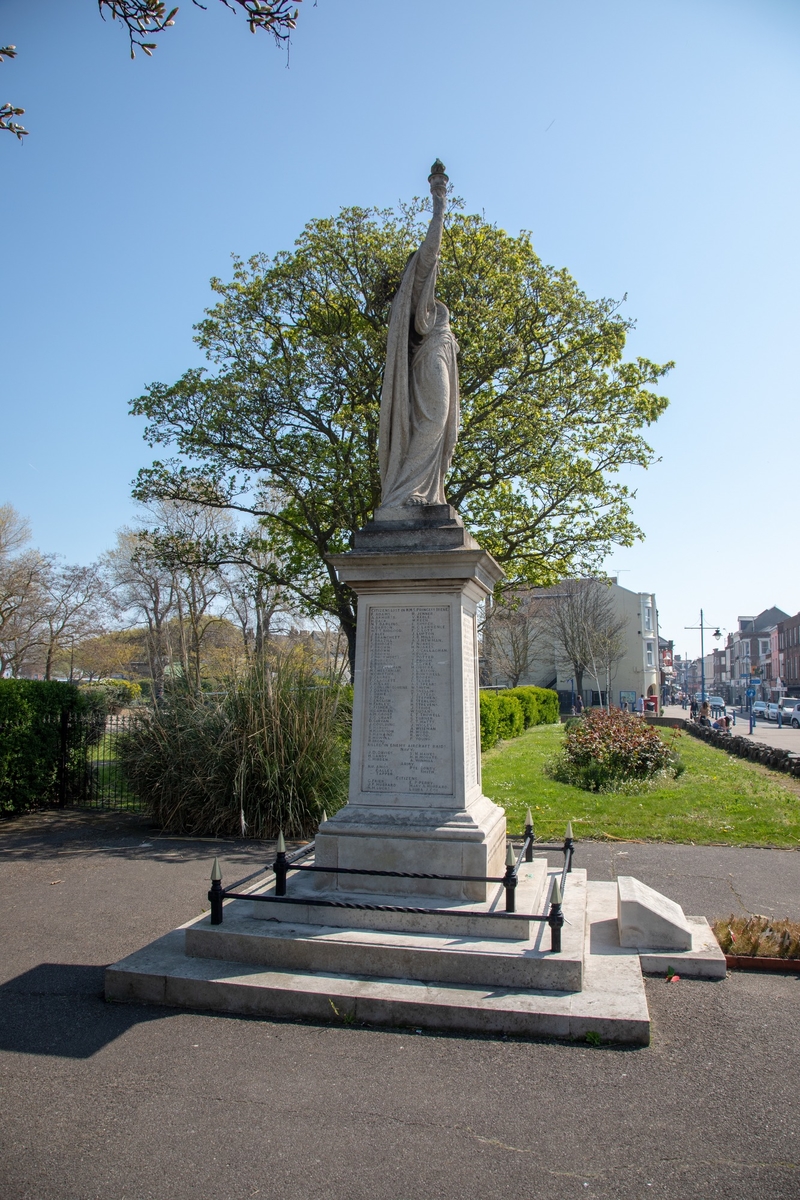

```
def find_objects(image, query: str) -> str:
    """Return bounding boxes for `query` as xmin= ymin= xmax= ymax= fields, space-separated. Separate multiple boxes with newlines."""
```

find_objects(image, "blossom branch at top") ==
xmin=98 ymin=0 xmax=302 ymax=58
xmin=0 ymin=45 xmax=27 ymax=140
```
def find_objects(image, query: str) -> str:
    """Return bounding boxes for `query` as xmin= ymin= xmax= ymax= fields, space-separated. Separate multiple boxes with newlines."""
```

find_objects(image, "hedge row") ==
xmin=685 ymin=720 xmax=800 ymax=777
xmin=479 ymin=686 xmax=559 ymax=751
xmin=0 ymin=680 xmax=107 ymax=813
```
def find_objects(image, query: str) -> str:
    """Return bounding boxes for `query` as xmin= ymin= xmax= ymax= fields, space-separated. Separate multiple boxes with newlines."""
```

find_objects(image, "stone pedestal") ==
xmin=319 ymin=507 xmax=506 ymax=901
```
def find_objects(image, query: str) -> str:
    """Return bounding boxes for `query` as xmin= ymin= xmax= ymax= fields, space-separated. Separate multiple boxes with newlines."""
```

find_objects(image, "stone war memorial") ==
xmin=106 ymin=164 xmax=725 ymax=1043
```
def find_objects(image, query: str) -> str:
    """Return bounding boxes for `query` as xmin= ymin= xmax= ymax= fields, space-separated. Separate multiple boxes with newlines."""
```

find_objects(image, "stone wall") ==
xmin=684 ymin=721 xmax=800 ymax=778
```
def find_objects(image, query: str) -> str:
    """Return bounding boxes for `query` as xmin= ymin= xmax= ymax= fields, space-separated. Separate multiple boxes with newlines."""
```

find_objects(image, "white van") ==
xmin=778 ymin=698 xmax=800 ymax=728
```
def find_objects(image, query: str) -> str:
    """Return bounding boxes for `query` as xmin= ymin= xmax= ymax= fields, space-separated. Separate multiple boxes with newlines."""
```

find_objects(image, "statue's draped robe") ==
xmin=378 ymin=245 xmax=459 ymax=508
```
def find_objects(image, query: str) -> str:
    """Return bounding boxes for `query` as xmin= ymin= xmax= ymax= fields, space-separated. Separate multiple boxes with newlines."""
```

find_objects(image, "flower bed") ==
xmin=545 ymin=707 xmax=682 ymax=792
xmin=713 ymin=914 xmax=800 ymax=971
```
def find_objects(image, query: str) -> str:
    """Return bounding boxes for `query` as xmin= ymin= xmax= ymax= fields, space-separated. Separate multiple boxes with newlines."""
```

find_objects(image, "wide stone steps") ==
xmin=185 ymin=866 xmax=586 ymax=992
xmin=106 ymin=878 xmax=649 ymax=1044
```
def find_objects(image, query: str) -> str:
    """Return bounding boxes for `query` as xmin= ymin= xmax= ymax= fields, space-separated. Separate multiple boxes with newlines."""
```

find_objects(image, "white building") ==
xmin=486 ymin=579 xmax=661 ymax=708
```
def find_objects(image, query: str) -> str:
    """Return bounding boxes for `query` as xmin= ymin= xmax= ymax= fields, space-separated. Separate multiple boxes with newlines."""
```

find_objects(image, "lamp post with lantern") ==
xmin=684 ymin=610 xmax=722 ymax=704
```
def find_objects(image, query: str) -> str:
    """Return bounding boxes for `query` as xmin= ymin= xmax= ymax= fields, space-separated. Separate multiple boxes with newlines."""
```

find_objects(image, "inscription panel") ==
xmin=361 ymin=605 xmax=453 ymax=795
xmin=462 ymin=610 xmax=479 ymax=787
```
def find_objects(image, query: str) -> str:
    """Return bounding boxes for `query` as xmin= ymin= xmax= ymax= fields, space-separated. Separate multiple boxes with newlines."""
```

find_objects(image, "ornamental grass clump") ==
xmin=545 ymin=708 xmax=682 ymax=793
xmin=713 ymin=914 xmax=800 ymax=959
xmin=116 ymin=655 xmax=350 ymax=838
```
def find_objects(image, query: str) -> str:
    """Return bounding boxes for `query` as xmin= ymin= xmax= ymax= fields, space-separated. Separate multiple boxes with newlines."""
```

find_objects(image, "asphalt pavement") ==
xmin=1 ymin=810 xmax=800 ymax=1200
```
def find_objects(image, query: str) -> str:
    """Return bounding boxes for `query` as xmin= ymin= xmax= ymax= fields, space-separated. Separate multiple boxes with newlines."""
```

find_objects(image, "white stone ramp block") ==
xmin=617 ymin=875 xmax=692 ymax=951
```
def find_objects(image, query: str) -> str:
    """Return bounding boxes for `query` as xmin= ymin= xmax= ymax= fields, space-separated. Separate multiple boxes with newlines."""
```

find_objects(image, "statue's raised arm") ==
xmin=378 ymin=160 xmax=460 ymax=511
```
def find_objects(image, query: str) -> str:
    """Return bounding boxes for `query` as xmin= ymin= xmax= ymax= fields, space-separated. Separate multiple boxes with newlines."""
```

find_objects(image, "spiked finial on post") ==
xmin=209 ymin=857 xmax=223 ymax=924
xmin=503 ymin=842 xmax=517 ymax=912
xmin=274 ymin=830 xmax=288 ymax=897
xmin=566 ymin=821 xmax=573 ymax=841
xmin=548 ymin=875 xmax=564 ymax=952
xmin=321 ymin=810 xmax=328 ymax=825
xmin=524 ymin=807 xmax=534 ymax=861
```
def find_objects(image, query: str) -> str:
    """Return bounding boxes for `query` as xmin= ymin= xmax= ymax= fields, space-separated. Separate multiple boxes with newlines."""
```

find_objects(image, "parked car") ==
xmin=767 ymin=703 xmax=780 ymax=722
xmin=778 ymin=698 xmax=800 ymax=728
xmin=708 ymin=695 xmax=726 ymax=715
xmin=751 ymin=700 xmax=768 ymax=719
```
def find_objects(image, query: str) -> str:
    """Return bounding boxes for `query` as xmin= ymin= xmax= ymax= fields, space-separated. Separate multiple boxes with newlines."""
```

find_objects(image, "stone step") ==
xmin=105 ymin=878 xmax=650 ymax=1044
xmin=186 ymin=868 xmax=586 ymax=992
xmin=247 ymin=857 xmax=549 ymax=940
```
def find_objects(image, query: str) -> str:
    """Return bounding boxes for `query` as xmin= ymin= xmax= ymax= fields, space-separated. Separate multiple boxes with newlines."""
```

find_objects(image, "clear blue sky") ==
xmin=3 ymin=0 xmax=800 ymax=656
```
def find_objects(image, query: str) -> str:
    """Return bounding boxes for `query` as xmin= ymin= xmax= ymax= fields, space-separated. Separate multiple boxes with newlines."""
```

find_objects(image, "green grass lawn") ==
xmin=482 ymin=723 xmax=800 ymax=847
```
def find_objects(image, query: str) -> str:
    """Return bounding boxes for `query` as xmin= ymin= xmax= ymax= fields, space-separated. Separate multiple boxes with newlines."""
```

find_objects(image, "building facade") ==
xmin=487 ymin=579 xmax=661 ymax=709
xmin=778 ymin=613 xmax=800 ymax=698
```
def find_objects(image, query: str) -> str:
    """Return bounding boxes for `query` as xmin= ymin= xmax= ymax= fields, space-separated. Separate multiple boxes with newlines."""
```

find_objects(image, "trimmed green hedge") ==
xmin=479 ymin=686 xmax=559 ymax=750
xmin=0 ymin=680 xmax=106 ymax=813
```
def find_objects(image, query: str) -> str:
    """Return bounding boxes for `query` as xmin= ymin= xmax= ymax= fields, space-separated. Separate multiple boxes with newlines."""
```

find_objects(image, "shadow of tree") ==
xmin=0 ymin=810 xmax=297 ymax=864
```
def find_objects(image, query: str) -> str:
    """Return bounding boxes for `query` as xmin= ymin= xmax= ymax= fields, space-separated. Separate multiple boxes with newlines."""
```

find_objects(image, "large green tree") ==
xmin=132 ymin=201 xmax=671 ymax=670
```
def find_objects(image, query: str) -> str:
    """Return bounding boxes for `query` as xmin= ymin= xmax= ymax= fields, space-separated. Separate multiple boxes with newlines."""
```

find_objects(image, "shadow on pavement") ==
xmin=0 ymin=962 xmax=173 ymax=1059
xmin=0 ymin=809 xmax=281 ymax=864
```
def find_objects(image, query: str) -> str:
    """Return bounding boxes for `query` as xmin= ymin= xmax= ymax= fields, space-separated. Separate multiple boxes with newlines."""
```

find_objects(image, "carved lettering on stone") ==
xmin=462 ymin=610 xmax=479 ymax=787
xmin=361 ymin=605 xmax=453 ymax=795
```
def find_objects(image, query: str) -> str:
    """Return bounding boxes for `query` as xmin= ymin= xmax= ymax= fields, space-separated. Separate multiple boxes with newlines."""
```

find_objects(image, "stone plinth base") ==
xmin=313 ymin=793 xmax=506 ymax=902
xmin=325 ymin=538 xmax=507 ymax=903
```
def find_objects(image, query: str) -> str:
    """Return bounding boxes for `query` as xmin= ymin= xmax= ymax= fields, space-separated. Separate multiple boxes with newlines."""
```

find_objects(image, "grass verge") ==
xmin=482 ymin=723 xmax=800 ymax=847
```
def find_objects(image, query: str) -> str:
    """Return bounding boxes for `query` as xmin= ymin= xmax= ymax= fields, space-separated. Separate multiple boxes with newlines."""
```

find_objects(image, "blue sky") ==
xmin=3 ymin=0 xmax=800 ymax=656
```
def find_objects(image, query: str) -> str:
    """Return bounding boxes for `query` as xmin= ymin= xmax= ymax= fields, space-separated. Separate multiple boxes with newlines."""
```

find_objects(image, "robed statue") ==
xmin=378 ymin=161 xmax=459 ymax=510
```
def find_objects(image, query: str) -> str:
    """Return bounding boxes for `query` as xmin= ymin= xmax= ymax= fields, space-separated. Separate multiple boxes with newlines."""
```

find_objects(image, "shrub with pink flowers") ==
xmin=546 ymin=708 xmax=682 ymax=792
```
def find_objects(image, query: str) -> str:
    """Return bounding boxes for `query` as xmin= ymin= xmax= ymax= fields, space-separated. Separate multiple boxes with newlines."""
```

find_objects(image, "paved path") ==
xmin=1 ymin=811 xmax=799 ymax=1200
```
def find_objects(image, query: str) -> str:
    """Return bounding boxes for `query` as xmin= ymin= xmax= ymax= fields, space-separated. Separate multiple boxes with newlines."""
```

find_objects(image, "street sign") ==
xmin=746 ymin=687 xmax=755 ymax=698
xmin=751 ymin=677 xmax=762 ymax=686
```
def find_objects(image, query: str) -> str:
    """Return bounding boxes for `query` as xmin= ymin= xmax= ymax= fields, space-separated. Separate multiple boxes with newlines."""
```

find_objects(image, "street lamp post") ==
xmin=684 ymin=610 xmax=722 ymax=705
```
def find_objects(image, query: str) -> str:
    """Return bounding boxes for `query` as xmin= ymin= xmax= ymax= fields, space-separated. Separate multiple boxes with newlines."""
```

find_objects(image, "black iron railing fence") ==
xmin=208 ymin=819 xmax=576 ymax=952
xmin=0 ymin=711 xmax=144 ymax=813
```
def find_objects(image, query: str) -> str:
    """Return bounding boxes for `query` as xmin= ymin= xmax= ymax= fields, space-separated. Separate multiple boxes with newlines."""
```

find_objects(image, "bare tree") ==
xmin=0 ymin=553 xmax=50 ymax=676
xmin=483 ymin=590 xmax=550 ymax=688
xmin=36 ymin=563 xmax=106 ymax=680
xmin=0 ymin=504 xmax=31 ymax=557
xmin=137 ymin=500 xmax=241 ymax=690
xmin=219 ymin=529 xmax=289 ymax=659
xmin=103 ymin=529 xmax=179 ymax=698
xmin=0 ymin=505 xmax=49 ymax=676
xmin=545 ymin=579 xmax=627 ymax=707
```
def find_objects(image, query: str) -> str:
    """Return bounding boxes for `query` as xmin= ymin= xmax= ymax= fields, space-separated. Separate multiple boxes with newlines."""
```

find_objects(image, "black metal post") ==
xmin=564 ymin=821 xmax=574 ymax=873
xmin=524 ymin=807 xmax=534 ymax=862
xmin=209 ymin=857 xmax=223 ymax=925
xmin=503 ymin=845 xmax=517 ymax=913
xmin=274 ymin=831 xmax=288 ymax=897
xmin=548 ymin=878 xmax=564 ymax=952
xmin=57 ymin=708 xmax=70 ymax=808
